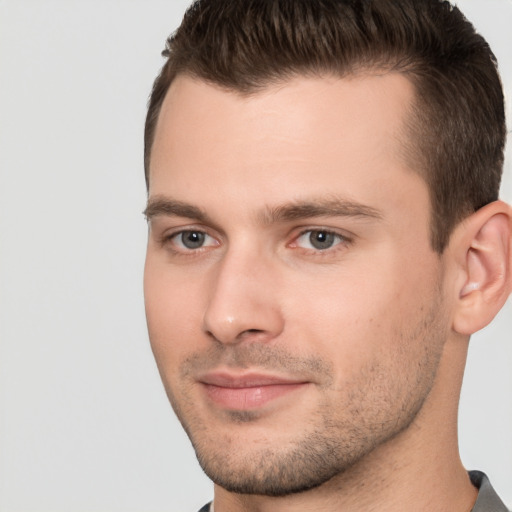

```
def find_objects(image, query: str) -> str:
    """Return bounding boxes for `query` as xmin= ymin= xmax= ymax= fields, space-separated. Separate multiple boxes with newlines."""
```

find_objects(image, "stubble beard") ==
xmin=163 ymin=295 xmax=447 ymax=497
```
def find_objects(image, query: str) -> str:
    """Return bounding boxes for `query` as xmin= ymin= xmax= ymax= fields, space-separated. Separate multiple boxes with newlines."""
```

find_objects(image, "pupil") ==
xmin=182 ymin=231 xmax=205 ymax=249
xmin=309 ymin=231 xmax=334 ymax=250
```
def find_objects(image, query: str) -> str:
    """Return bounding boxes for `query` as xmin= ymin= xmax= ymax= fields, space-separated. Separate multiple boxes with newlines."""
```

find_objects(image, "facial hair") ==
xmin=162 ymin=296 xmax=447 ymax=497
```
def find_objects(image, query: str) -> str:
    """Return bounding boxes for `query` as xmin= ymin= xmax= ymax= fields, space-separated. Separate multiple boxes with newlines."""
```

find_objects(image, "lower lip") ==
xmin=202 ymin=383 xmax=307 ymax=410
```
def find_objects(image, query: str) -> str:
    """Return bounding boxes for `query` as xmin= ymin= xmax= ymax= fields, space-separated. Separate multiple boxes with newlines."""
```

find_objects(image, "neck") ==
xmin=213 ymin=338 xmax=478 ymax=512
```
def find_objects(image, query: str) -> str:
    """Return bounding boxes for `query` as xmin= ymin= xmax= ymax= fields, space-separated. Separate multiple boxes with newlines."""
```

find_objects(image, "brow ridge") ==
xmin=259 ymin=198 xmax=383 ymax=224
xmin=144 ymin=195 xmax=383 ymax=225
xmin=144 ymin=196 xmax=210 ymax=223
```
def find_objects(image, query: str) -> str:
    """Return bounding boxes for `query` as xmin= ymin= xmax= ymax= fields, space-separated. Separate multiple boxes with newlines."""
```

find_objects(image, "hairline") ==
xmin=146 ymin=63 xmax=425 ymax=178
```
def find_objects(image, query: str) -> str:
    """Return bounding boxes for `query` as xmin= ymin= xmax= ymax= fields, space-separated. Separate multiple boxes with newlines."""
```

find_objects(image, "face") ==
xmin=144 ymin=74 xmax=450 ymax=496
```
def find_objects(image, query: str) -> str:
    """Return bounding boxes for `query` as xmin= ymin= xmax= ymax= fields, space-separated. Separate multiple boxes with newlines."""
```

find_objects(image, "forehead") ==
xmin=149 ymin=73 xmax=426 ymax=224
xmin=151 ymin=72 xmax=415 ymax=169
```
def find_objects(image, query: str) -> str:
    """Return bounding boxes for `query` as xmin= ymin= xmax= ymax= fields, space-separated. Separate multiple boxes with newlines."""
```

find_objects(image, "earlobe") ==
xmin=452 ymin=201 xmax=512 ymax=336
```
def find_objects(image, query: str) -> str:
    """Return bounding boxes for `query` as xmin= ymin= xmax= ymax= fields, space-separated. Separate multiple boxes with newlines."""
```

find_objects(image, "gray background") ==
xmin=0 ymin=1 xmax=510 ymax=510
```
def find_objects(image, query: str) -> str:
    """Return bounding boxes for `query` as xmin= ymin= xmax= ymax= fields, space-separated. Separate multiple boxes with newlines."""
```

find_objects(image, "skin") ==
xmin=143 ymin=73 xmax=505 ymax=511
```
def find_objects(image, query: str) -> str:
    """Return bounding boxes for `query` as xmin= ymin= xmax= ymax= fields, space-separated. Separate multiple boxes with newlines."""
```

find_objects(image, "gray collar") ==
xmin=470 ymin=471 xmax=509 ymax=512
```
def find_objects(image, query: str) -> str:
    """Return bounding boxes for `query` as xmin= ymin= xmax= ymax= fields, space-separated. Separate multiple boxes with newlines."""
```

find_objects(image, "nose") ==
xmin=203 ymin=248 xmax=284 ymax=345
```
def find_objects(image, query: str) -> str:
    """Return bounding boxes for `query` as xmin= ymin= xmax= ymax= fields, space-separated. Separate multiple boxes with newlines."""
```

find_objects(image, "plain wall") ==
xmin=0 ymin=1 xmax=510 ymax=511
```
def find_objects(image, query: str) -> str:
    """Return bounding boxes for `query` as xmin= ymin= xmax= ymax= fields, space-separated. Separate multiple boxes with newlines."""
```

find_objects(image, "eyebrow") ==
xmin=144 ymin=196 xmax=212 ymax=223
xmin=259 ymin=198 xmax=383 ymax=224
xmin=144 ymin=195 xmax=383 ymax=224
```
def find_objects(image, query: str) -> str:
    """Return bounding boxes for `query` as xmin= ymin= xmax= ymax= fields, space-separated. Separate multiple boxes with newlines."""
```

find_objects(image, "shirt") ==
xmin=469 ymin=471 xmax=509 ymax=512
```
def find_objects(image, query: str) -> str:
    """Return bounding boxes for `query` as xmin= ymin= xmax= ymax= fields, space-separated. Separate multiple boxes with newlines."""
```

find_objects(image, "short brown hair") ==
xmin=144 ymin=0 xmax=506 ymax=252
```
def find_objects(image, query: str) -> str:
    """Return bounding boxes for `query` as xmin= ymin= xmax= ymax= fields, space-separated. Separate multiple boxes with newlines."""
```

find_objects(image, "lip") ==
xmin=198 ymin=371 xmax=309 ymax=410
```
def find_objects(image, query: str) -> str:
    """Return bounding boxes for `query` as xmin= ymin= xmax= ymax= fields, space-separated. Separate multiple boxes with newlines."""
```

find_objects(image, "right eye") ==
xmin=168 ymin=230 xmax=218 ymax=250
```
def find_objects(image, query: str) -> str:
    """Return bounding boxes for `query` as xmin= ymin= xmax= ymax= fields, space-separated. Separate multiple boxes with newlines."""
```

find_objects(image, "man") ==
xmin=142 ymin=0 xmax=511 ymax=510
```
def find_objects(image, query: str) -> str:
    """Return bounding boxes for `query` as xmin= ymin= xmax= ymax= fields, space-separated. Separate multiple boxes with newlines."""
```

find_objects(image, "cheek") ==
xmin=284 ymin=251 xmax=441 ymax=374
xmin=144 ymin=259 xmax=205 ymax=367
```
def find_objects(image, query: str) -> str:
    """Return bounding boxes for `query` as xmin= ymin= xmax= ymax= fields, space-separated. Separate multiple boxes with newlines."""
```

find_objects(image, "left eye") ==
xmin=295 ymin=230 xmax=344 ymax=250
xmin=171 ymin=230 xmax=217 ymax=250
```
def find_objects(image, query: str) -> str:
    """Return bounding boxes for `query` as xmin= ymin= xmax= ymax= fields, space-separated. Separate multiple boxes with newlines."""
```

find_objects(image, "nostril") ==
xmin=206 ymin=327 xmax=270 ymax=346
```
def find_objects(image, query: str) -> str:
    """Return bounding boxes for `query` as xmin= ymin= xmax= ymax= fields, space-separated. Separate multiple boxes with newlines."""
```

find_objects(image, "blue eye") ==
xmin=296 ymin=230 xmax=343 ymax=250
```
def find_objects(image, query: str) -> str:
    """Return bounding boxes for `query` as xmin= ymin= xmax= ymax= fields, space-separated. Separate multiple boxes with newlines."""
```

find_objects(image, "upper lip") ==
xmin=198 ymin=371 xmax=308 ymax=388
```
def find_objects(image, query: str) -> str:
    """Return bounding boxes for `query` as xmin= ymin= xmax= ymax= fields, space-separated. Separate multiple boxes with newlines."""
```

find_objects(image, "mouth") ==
xmin=198 ymin=371 xmax=310 ymax=411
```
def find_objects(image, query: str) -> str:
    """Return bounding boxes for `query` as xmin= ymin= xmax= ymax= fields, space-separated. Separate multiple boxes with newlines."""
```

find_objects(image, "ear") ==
xmin=451 ymin=200 xmax=512 ymax=335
